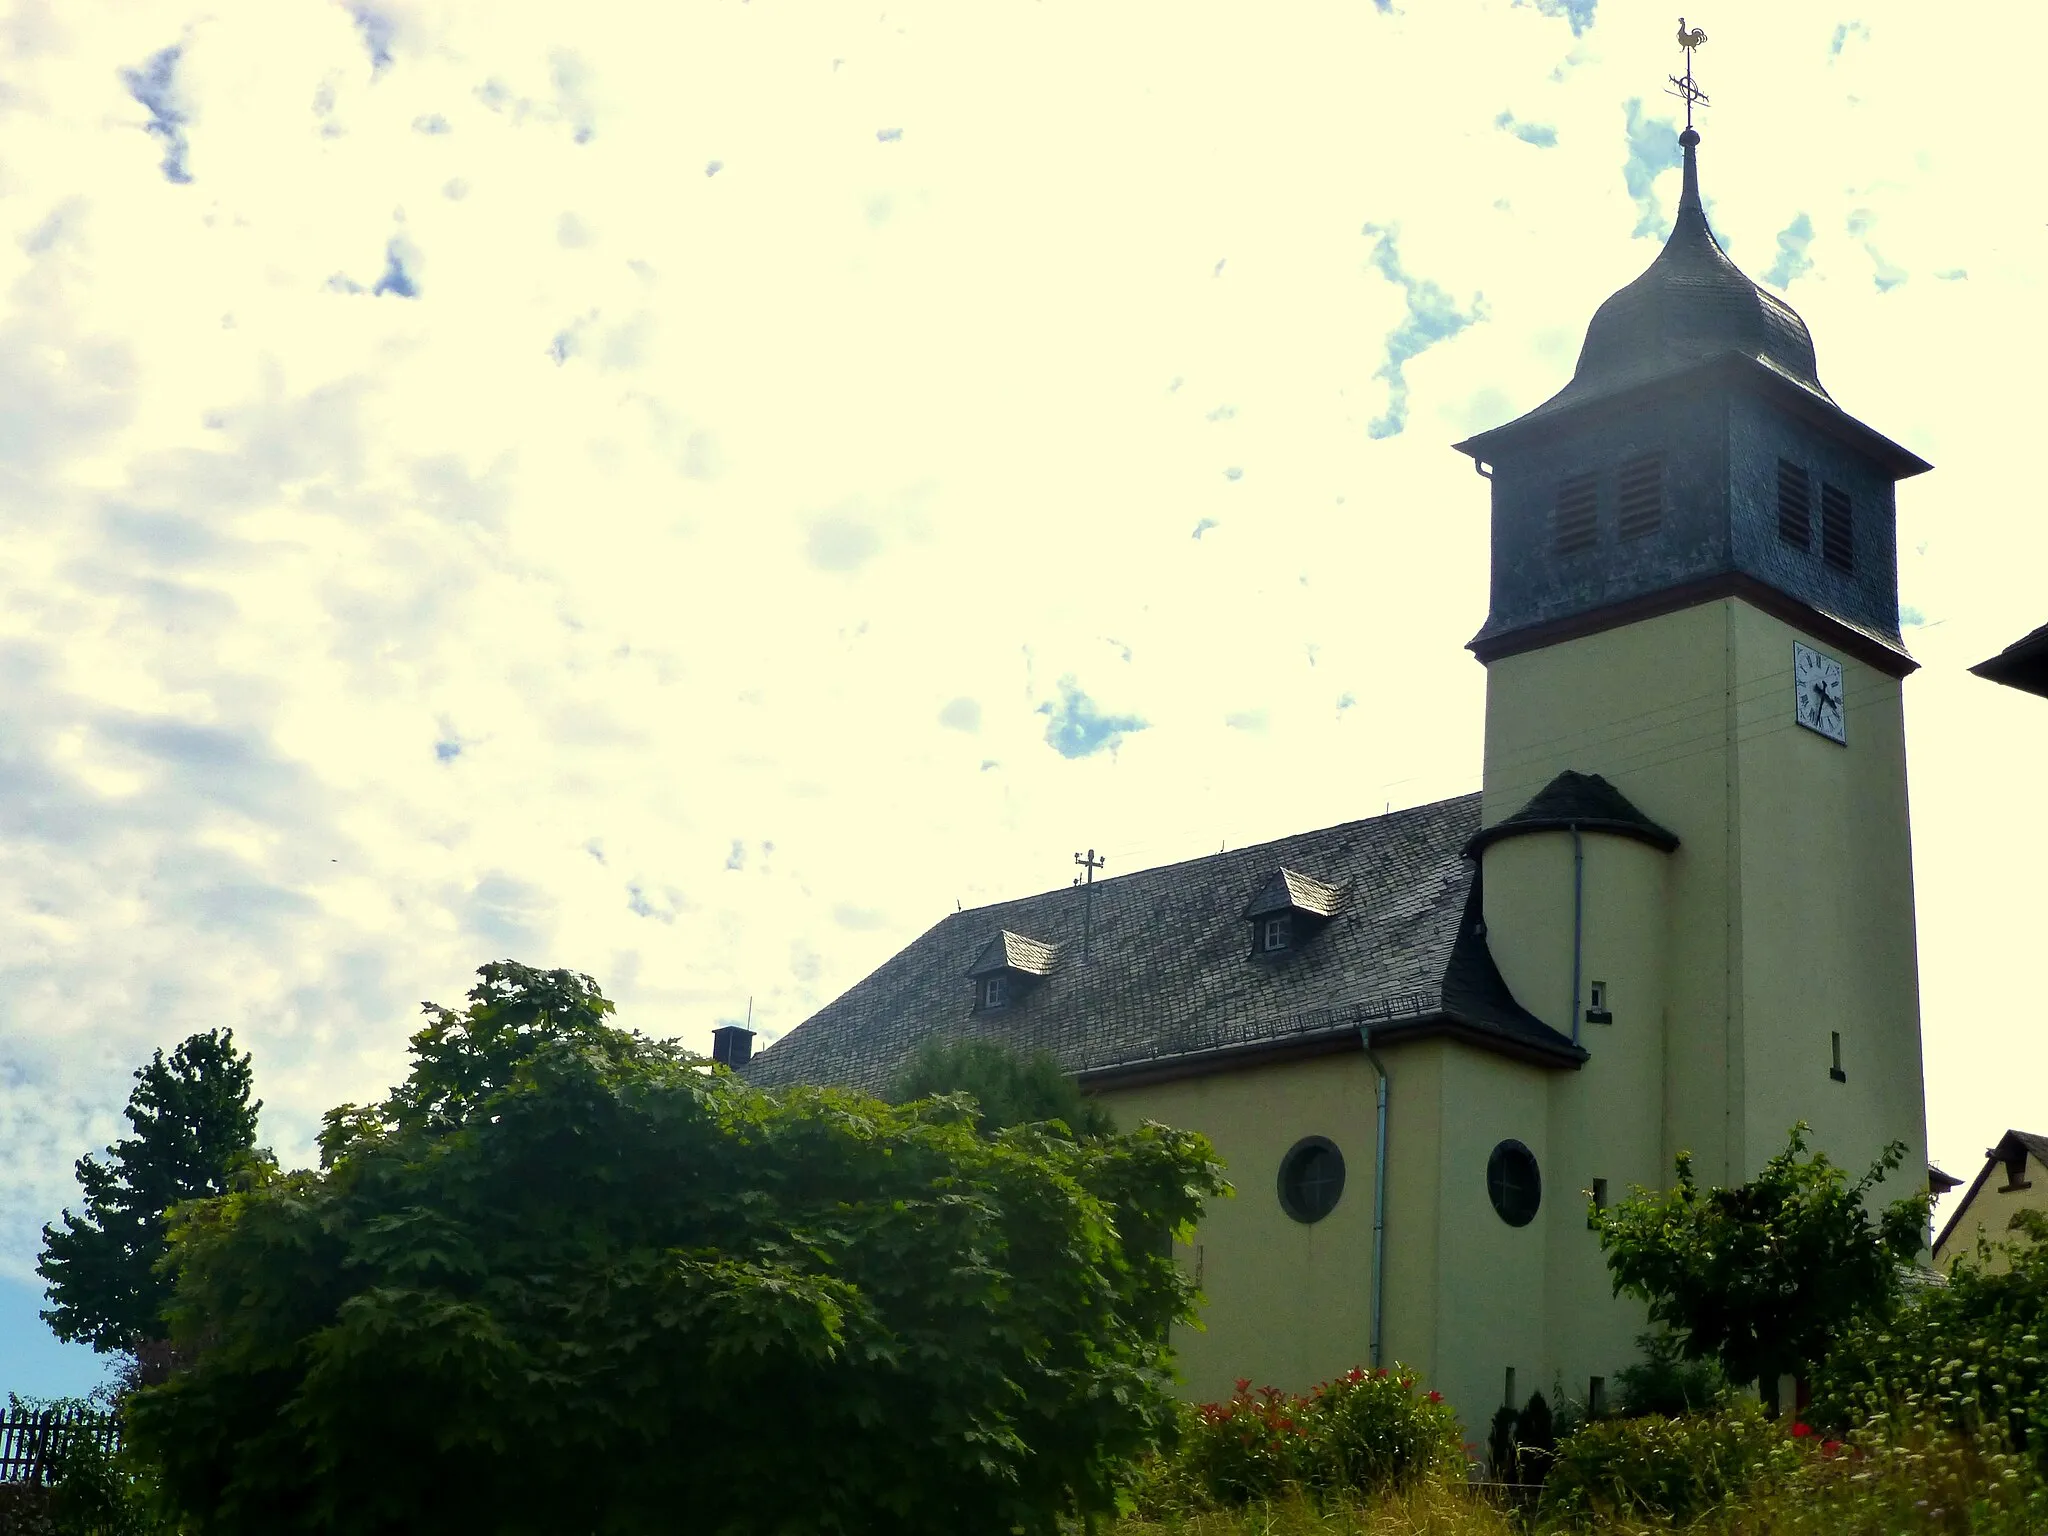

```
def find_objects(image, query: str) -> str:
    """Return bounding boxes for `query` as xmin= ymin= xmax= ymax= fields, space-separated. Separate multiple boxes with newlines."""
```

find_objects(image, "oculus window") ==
xmin=1277 ymin=1136 xmax=1345 ymax=1224
xmin=1487 ymin=1140 xmax=1541 ymax=1228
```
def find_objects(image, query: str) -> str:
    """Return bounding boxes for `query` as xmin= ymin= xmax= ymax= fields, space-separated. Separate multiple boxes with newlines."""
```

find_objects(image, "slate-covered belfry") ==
xmin=748 ymin=126 xmax=1935 ymax=1424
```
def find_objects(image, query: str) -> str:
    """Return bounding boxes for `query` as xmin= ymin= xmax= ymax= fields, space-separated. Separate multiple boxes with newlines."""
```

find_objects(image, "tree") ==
xmin=892 ymin=1035 xmax=1115 ymax=1138
xmin=1591 ymin=1124 xmax=1928 ymax=1415
xmin=127 ymin=962 xmax=1226 ymax=1536
xmin=38 ymin=1030 xmax=262 ymax=1360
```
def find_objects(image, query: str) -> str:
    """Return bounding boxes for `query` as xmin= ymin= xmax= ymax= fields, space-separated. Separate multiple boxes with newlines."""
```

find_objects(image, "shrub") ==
xmin=1614 ymin=1328 xmax=1731 ymax=1417
xmin=1538 ymin=1400 xmax=1800 ymax=1527
xmin=1167 ymin=1366 xmax=1462 ymax=1510
xmin=1813 ymin=1210 xmax=2048 ymax=1469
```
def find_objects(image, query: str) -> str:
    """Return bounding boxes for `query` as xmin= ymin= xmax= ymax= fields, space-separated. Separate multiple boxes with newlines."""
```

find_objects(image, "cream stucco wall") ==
xmin=1096 ymin=1053 xmax=1383 ymax=1404
xmin=1934 ymin=1150 xmax=2048 ymax=1274
xmin=1481 ymin=598 xmax=1927 ymax=1208
xmin=1478 ymin=595 xmax=1928 ymax=1411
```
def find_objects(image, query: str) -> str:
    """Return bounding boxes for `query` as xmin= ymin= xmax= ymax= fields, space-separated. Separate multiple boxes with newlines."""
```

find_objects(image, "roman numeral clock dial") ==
xmin=1794 ymin=642 xmax=1846 ymax=744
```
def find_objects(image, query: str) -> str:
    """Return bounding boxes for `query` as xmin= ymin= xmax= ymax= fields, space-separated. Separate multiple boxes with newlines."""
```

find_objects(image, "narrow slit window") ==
xmin=1504 ymin=1366 xmax=1518 ymax=1409
xmin=1553 ymin=473 xmax=1599 ymax=556
xmin=1777 ymin=460 xmax=1811 ymax=549
xmin=1616 ymin=453 xmax=1664 ymax=540
xmin=1830 ymin=1031 xmax=1846 ymax=1083
xmin=1589 ymin=1377 xmax=1607 ymax=1418
xmin=1820 ymin=484 xmax=1854 ymax=572
xmin=1588 ymin=1177 xmax=1608 ymax=1230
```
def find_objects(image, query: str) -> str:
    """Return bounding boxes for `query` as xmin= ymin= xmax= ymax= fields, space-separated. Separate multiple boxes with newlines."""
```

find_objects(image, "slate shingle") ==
xmin=745 ymin=793 xmax=1583 ymax=1095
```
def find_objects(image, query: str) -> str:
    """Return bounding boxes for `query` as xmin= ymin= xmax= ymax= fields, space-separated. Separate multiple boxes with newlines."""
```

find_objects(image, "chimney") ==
xmin=710 ymin=1024 xmax=755 ymax=1068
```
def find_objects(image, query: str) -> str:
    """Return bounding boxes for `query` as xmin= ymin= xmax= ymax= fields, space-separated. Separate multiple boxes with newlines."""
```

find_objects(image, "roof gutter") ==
xmin=1359 ymin=1025 xmax=1390 ymax=1371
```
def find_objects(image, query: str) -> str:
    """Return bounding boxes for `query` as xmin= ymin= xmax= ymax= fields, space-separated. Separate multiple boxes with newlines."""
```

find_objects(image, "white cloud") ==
xmin=0 ymin=0 xmax=2040 ymax=1359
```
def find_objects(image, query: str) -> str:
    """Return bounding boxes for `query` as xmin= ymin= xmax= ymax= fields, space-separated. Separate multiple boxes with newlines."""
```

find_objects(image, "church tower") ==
xmin=1453 ymin=125 xmax=1932 ymax=1225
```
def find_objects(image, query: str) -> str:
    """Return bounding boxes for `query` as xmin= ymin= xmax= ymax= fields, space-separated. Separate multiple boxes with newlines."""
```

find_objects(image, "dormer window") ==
xmin=1242 ymin=868 xmax=1348 ymax=959
xmin=966 ymin=929 xmax=1060 ymax=1012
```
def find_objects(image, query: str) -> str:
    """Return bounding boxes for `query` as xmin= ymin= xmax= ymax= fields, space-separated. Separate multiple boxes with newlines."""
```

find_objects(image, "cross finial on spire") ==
xmin=1669 ymin=17 xmax=1711 ymax=130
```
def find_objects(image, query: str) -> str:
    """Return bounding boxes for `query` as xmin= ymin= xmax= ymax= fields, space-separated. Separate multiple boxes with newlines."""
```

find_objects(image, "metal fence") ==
xmin=0 ymin=1405 xmax=120 ymax=1485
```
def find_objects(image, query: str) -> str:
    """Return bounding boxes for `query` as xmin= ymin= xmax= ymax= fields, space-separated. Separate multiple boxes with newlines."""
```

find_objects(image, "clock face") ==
xmin=1794 ymin=642 xmax=1846 ymax=744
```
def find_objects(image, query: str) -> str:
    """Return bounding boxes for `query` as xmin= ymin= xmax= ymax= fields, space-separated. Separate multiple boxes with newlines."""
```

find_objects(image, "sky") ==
xmin=3 ymin=0 xmax=2044 ymax=1396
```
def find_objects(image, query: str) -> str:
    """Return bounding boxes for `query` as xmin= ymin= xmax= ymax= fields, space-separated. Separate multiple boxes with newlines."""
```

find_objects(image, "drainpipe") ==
xmin=1569 ymin=825 xmax=1585 ymax=1049
xmin=1359 ymin=1026 xmax=1390 ymax=1370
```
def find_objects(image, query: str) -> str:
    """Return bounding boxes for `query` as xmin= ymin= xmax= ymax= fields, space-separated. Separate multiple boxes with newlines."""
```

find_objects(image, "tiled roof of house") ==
xmin=1971 ymin=621 xmax=2048 ymax=701
xmin=744 ymin=793 xmax=1584 ymax=1096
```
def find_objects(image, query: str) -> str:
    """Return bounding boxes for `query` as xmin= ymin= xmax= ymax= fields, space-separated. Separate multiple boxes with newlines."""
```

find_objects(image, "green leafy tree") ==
xmin=38 ymin=1030 xmax=262 ymax=1359
xmin=127 ymin=962 xmax=1226 ymax=1536
xmin=893 ymin=1035 xmax=1115 ymax=1138
xmin=1591 ymin=1124 xmax=1928 ymax=1415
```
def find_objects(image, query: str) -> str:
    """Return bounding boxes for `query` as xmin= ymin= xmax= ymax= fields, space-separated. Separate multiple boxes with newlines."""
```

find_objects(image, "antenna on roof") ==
xmin=1073 ymin=848 xmax=1105 ymax=962
xmin=1669 ymin=18 xmax=1710 ymax=130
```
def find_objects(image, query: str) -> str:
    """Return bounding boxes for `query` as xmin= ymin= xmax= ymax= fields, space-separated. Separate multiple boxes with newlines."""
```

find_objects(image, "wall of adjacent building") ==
xmin=1934 ymin=1151 xmax=2048 ymax=1274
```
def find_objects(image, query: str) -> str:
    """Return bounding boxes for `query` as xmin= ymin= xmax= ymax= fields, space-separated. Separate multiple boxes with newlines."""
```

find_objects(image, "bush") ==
xmin=1614 ymin=1328 xmax=1731 ymax=1417
xmin=1813 ymin=1210 xmax=2048 ymax=1468
xmin=1163 ymin=1366 xmax=1462 ymax=1510
xmin=1538 ymin=1400 xmax=1800 ymax=1527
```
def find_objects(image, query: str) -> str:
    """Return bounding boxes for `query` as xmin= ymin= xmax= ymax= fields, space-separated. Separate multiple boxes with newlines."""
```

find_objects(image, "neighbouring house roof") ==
xmin=1932 ymin=1129 xmax=2048 ymax=1258
xmin=1463 ymin=770 xmax=1681 ymax=858
xmin=743 ymin=793 xmax=1585 ymax=1097
xmin=1970 ymin=621 xmax=2048 ymax=701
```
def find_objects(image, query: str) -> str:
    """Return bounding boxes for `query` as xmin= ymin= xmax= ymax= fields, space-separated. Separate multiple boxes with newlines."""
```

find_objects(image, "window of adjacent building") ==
xmin=1588 ymin=1177 xmax=1609 ymax=1230
xmin=1487 ymin=1140 xmax=1542 ymax=1228
xmin=1278 ymin=1136 xmax=1346 ymax=1223
xmin=1616 ymin=453 xmax=1664 ymax=541
xmin=1261 ymin=914 xmax=1293 ymax=954
xmin=1820 ymin=484 xmax=1854 ymax=572
xmin=1777 ymin=459 xmax=1812 ymax=549
xmin=1553 ymin=472 xmax=1599 ymax=556
xmin=982 ymin=975 xmax=1009 ymax=1010
xmin=1830 ymin=1030 xmax=1846 ymax=1083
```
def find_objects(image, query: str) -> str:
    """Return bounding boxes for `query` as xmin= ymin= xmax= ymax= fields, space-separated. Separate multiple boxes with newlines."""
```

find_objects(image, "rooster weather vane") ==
xmin=1670 ymin=17 xmax=1710 ymax=128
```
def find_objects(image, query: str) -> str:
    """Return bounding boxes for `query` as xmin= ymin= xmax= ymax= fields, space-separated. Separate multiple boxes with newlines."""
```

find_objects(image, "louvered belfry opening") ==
xmin=1553 ymin=471 xmax=1598 ymax=555
xmin=1615 ymin=453 xmax=1663 ymax=541
xmin=1820 ymin=484 xmax=1854 ymax=572
xmin=1776 ymin=459 xmax=1812 ymax=549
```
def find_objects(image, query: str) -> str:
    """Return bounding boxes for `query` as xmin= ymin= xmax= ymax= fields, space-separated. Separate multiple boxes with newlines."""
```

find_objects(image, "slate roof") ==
xmin=1242 ymin=868 xmax=1349 ymax=921
xmin=1453 ymin=131 xmax=1928 ymax=480
xmin=1970 ymin=621 xmax=2048 ymax=701
xmin=1464 ymin=771 xmax=1681 ymax=857
xmin=968 ymin=930 xmax=1062 ymax=978
xmin=744 ymin=793 xmax=1585 ymax=1096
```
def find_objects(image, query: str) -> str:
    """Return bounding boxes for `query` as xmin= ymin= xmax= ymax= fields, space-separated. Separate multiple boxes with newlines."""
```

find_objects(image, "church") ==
xmin=744 ymin=124 xmax=1934 ymax=1428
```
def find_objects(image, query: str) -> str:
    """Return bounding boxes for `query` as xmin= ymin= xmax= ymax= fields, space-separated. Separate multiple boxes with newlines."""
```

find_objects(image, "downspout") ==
xmin=1569 ymin=824 xmax=1585 ymax=1049
xmin=1360 ymin=1026 xmax=1390 ymax=1370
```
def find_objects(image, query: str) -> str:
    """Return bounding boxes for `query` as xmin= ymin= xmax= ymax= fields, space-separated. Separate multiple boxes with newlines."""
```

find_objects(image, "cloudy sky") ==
xmin=4 ymin=0 xmax=2044 ymax=1393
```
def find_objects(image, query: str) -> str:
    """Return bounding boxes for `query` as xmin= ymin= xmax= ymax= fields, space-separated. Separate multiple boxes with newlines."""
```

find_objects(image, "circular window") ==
xmin=1278 ymin=1136 xmax=1346 ymax=1224
xmin=1487 ymin=1140 xmax=1542 ymax=1227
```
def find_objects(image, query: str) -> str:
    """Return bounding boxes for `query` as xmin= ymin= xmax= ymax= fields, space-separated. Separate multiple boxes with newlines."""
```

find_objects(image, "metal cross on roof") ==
xmin=1669 ymin=17 xmax=1711 ymax=128
xmin=1073 ymin=848 xmax=1105 ymax=961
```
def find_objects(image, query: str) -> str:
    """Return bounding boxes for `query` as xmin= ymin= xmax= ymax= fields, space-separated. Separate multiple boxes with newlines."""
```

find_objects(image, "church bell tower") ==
xmin=1453 ymin=125 xmax=1932 ymax=1202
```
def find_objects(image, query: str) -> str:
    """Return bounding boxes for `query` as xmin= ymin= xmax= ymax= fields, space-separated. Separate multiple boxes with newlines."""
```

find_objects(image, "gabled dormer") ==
xmin=1241 ymin=868 xmax=1348 ymax=958
xmin=967 ymin=929 xmax=1061 ymax=1011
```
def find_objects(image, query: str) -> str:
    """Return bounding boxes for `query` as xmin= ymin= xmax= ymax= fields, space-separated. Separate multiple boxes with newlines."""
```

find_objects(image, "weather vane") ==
xmin=1669 ymin=17 xmax=1710 ymax=129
